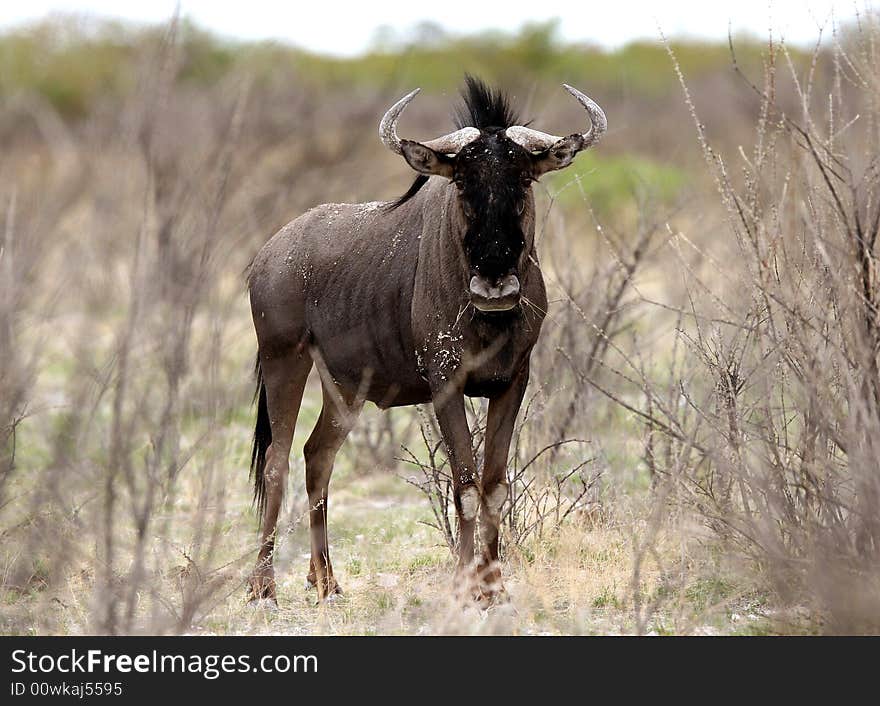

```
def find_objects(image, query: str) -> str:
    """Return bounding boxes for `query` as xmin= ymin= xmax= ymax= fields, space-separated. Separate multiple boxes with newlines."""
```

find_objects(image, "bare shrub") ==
xmin=399 ymin=399 xmax=600 ymax=558
xmin=595 ymin=18 xmax=880 ymax=633
xmin=2 ymin=18 xmax=282 ymax=634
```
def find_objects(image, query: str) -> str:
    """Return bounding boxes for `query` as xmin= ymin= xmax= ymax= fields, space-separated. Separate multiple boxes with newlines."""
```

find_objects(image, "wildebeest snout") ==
xmin=469 ymin=274 xmax=520 ymax=311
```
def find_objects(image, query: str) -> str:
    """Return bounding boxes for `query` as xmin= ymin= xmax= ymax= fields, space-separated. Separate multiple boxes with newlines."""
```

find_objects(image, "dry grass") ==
xmin=3 ymin=466 xmax=731 ymax=636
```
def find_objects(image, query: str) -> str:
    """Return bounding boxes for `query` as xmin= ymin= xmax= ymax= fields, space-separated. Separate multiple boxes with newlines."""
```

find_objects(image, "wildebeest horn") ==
xmin=379 ymin=88 xmax=481 ymax=156
xmin=505 ymin=84 xmax=607 ymax=153
xmin=422 ymin=128 xmax=481 ymax=155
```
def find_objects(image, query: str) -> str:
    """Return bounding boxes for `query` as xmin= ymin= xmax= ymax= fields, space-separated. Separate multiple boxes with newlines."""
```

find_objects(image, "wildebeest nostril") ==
xmin=469 ymin=274 xmax=520 ymax=300
xmin=498 ymin=274 xmax=520 ymax=298
xmin=469 ymin=275 xmax=491 ymax=299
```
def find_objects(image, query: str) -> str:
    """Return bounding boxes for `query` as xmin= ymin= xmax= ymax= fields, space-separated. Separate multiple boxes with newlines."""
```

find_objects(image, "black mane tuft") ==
xmin=454 ymin=74 xmax=519 ymax=130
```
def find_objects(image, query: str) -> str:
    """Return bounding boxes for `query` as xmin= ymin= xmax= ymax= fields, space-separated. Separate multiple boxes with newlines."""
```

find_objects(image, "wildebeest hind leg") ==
xmin=248 ymin=351 xmax=312 ymax=604
xmin=304 ymin=383 xmax=361 ymax=601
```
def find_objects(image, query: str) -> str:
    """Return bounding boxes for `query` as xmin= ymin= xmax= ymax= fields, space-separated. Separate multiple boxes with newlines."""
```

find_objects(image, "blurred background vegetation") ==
xmin=1 ymin=17 xmax=793 ymax=114
xmin=0 ymin=14 xmax=822 ymax=227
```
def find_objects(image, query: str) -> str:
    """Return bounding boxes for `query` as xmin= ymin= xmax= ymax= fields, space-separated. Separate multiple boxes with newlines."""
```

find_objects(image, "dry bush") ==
xmin=595 ymin=17 xmax=880 ymax=633
xmin=1 ymin=19 xmax=248 ymax=634
xmin=399 ymin=400 xmax=600 ymax=555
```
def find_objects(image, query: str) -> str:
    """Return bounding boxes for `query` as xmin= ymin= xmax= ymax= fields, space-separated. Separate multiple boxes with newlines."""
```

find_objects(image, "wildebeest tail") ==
xmin=250 ymin=354 xmax=272 ymax=522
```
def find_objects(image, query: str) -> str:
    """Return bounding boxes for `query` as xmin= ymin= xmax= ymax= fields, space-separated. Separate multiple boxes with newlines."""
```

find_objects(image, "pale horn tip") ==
xmin=561 ymin=83 xmax=607 ymax=146
xmin=378 ymin=88 xmax=422 ymax=155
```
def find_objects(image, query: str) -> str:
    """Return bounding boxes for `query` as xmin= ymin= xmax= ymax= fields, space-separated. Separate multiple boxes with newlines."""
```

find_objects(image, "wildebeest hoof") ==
xmin=315 ymin=591 xmax=343 ymax=607
xmin=452 ymin=567 xmax=484 ymax=606
xmin=478 ymin=585 xmax=510 ymax=608
xmin=247 ymin=597 xmax=279 ymax=612
xmin=315 ymin=580 xmax=343 ymax=605
xmin=482 ymin=595 xmax=517 ymax=622
xmin=247 ymin=572 xmax=277 ymax=604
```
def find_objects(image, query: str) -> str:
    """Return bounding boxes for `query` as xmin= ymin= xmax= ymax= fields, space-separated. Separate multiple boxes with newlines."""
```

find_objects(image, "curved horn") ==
xmin=422 ymin=127 xmax=481 ymax=155
xmin=379 ymin=89 xmax=481 ymax=156
xmin=563 ymin=83 xmax=607 ymax=147
xmin=504 ymin=125 xmax=560 ymax=153
xmin=379 ymin=88 xmax=421 ymax=156
xmin=505 ymin=83 xmax=607 ymax=153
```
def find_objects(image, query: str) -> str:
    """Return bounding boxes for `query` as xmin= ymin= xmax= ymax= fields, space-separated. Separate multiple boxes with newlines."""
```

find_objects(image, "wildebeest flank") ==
xmin=247 ymin=76 xmax=606 ymax=603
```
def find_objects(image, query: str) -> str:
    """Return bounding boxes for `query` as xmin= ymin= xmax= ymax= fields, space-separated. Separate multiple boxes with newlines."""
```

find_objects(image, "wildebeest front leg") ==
xmin=432 ymin=389 xmax=480 ymax=585
xmin=479 ymin=362 xmax=529 ymax=601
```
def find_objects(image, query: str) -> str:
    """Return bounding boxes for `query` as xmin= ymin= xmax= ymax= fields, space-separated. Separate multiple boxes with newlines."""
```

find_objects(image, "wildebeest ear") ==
xmin=531 ymin=134 xmax=586 ymax=177
xmin=400 ymin=140 xmax=455 ymax=178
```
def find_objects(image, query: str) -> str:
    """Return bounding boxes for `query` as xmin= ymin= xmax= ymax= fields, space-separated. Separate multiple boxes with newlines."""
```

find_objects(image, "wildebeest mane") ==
xmin=454 ymin=74 xmax=519 ymax=130
xmin=386 ymin=75 xmax=520 ymax=211
xmin=385 ymin=174 xmax=430 ymax=211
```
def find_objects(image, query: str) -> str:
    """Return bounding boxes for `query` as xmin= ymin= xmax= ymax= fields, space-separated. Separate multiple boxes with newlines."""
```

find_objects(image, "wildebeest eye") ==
xmin=515 ymin=199 xmax=525 ymax=216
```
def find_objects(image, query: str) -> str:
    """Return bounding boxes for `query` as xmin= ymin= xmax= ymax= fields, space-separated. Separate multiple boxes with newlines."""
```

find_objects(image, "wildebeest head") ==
xmin=380 ymin=76 xmax=606 ymax=312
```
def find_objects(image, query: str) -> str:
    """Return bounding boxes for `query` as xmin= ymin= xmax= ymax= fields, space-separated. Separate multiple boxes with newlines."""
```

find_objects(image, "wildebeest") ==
xmin=246 ymin=76 xmax=606 ymax=604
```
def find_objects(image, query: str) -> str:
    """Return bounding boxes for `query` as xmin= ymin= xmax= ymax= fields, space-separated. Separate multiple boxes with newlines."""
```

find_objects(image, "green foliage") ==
xmin=0 ymin=19 xmax=133 ymax=117
xmin=0 ymin=15 xmax=809 ymax=119
xmin=177 ymin=22 xmax=237 ymax=84
xmin=548 ymin=152 xmax=688 ymax=216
